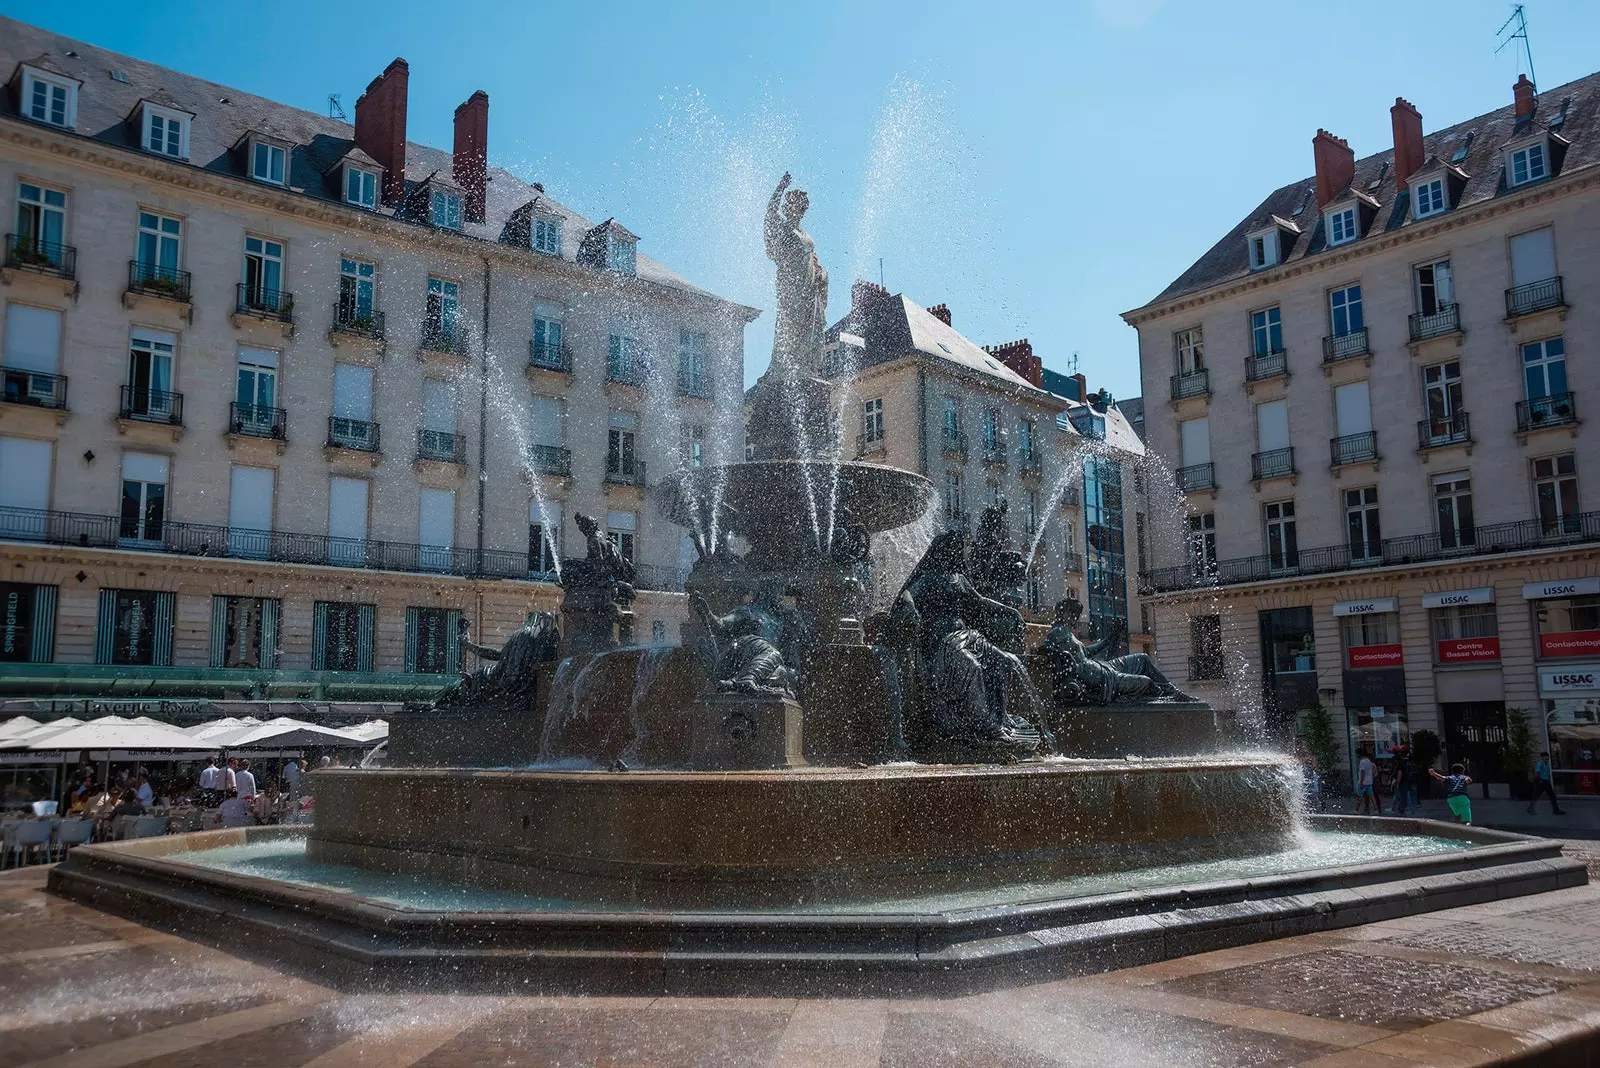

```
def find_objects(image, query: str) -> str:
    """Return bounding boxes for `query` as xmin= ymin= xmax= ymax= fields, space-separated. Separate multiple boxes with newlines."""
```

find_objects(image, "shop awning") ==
xmin=30 ymin=716 xmax=218 ymax=752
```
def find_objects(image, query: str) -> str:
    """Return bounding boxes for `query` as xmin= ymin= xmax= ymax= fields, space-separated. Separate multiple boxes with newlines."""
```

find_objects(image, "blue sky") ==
xmin=9 ymin=0 xmax=1599 ymax=399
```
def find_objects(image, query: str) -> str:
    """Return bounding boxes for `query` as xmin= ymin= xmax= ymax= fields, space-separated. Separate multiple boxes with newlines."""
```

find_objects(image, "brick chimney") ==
xmin=1391 ymin=98 xmax=1424 ymax=183
xmin=927 ymin=303 xmax=951 ymax=326
xmin=985 ymin=339 xmax=1042 ymax=389
xmin=1313 ymin=129 xmax=1355 ymax=208
xmin=1514 ymin=74 xmax=1537 ymax=121
xmin=453 ymin=91 xmax=489 ymax=223
xmin=1071 ymin=373 xmax=1088 ymax=402
xmin=354 ymin=58 xmax=409 ymax=205
xmin=851 ymin=279 xmax=889 ymax=314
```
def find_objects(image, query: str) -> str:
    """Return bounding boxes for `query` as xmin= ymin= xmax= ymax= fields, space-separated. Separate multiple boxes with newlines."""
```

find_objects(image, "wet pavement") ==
xmin=9 ymin=848 xmax=1600 ymax=1066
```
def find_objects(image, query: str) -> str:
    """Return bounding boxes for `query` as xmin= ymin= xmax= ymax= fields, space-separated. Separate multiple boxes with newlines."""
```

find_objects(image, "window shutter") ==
xmin=312 ymin=601 xmax=329 ymax=670
xmin=261 ymin=599 xmax=279 ymax=669
xmin=446 ymin=610 xmax=462 ymax=674
xmin=153 ymin=591 xmax=175 ymax=666
xmin=209 ymin=596 xmax=229 ymax=668
xmin=31 ymin=585 xmax=56 ymax=663
xmin=357 ymin=604 xmax=375 ymax=673
xmin=404 ymin=607 xmax=419 ymax=674
xmin=94 ymin=589 xmax=116 ymax=664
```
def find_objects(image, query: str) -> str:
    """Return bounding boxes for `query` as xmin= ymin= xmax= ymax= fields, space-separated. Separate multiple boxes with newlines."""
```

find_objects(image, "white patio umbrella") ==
xmin=0 ymin=717 xmax=85 ymax=750
xmin=0 ymin=716 xmax=41 ymax=742
xmin=33 ymin=716 xmax=218 ymax=753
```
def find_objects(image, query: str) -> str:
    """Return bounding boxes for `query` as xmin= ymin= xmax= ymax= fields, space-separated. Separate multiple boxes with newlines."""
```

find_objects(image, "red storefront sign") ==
xmin=1539 ymin=631 xmax=1600 ymax=658
xmin=1348 ymin=644 xmax=1404 ymax=669
xmin=1437 ymin=637 xmax=1501 ymax=663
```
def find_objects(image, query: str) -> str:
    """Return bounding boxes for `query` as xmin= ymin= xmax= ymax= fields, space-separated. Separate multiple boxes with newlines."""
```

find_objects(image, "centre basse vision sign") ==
xmin=1347 ymin=644 xmax=1404 ymax=669
xmin=1539 ymin=631 xmax=1600 ymax=658
xmin=1437 ymin=637 xmax=1501 ymax=663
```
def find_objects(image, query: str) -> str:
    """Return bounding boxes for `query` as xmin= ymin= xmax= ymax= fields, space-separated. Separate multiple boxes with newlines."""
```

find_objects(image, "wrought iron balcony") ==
xmin=1177 ymin=462 xmax=1214 ymax=493
xmin=2 ymin=368 xmax=67 ymax=410
xmin=1170 ymin=368 xmax=1210 ymax=401
xmin=228 ymin=401 xmax=286 ymax=440
xmin=1062 ymin=550 xmax=1083 ymax=573
xmin=126 ymin=260 xmax=191 ymax=302
xmin=1251 ymin=447 xmax=1295 ymax=481
xmin=1330 ymin=431 xmax=1377 ymax=466
xmin=678 ymin=369 xmax=713 ymax=398
xmin=528 ymin=339 xmax=571 ymax=372
xmin=119 ymin=385 xmax=183 ymax=425
xmin=607 ymin=361 xmax=645 ymax=387
xmin=327 ymin=416 xmax=380 ymax=452
xmin=1506 ymin=276 xmax=1565 ymax=318
xmin=420 ymin=322 xmax=469 ymax=355
xmin=1019 ymin=451 xmax=1042 ymax=476
xmin=1322 ymin=328 xmax=1369 ymax=363
xmin=5 ymin=233 xmax=75 ymax=279
xmin=1517 ymin=392 xmax=1577 ymax=432
xmin=981 ymin=441 xmax=1008 ymax=466
xmin=1408 ymin=303 xmax=1461 ymax=342
xmin=1417 ymin=412 xmax=1471 ymax=449
xmin=528 ymin=444 xmax=572 ymax=476
xmin=332 ymin=305 xmax=385 ymax=341
xmin=1245 ymin=349 xmax=1287 ymax=382
xmin=417 ymin=427 xmax=466 ymax=463
xmin=941 ymin=428 xmax=969 ymax=458
xmin=1059 ymin=484 xmax=1082 ymax=508
xmin=604 ymin=459 xmax=647 ymax=487
xmin=856 ymin=431 xmax=886 ymax=457
xmin=235 ymin=283 xmax=293 ymax=322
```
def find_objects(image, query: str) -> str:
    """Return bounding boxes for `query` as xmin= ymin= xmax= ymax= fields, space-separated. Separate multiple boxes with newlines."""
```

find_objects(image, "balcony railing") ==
xmin=604 ymin=459 xmax=646 ymax=487
xmin=1019 ymin=451 xmax=1042 ymax=476
xmin=235 ymin=283 xmax=293 ymax=322
xmin=529 ymin=444 xmax=572 ymax=476
xmin=1170 ymin=368 xmax=1210 ymax=400
xmin=5 ymin=234 xmax=75 ymax=280
xmin=941 ymin=428 xmax=969 ymax=458
xmin=528 ymin=339 xmax=571 ymax=372
xmin=1251 ymin=446 xmax=1295 ymax=481
xmin=119 ymin=385 xmax=183 ymax=425
xmin=1059 ymin=484 xmax=1082 ymax=508
xmin=2 ymin=368 xmax=67 ymax=410
xmin=1245 ymin=349 xmax=1287 ymax=382
xmin=1062 ymin=550 xmax=1083 ymax=573
xmin=1177 ymin=462 xmax=1215 ymax=493
xmin=1322 ymin=328 xmax=1370 ymax=363
xmin=228 ymin=402 xmax=286 ymax=440
xmin=944 ymin=510 xmax=970 ymax=531
xmin=856 ymin=431 xmax=886 ymax=457
xmin=126 ymin=261 xmax=191 ymax=303
xmin=1506 ymin=276 xmax=1565 ymax=318
xmin=1517 ymin=392 xmax=1578 ymax=432
xmin=332 ymin=305 xmax=385 ymax=341
xmin=1408 ymin=303 xmax=1460 ymax=342
xmin=1418 ymin=412 xmax=1471 ymax=449
xmin=1143 ymin=508 xmax=1600 ymax=595
xmin=981 ymin=441 xmax=1008 ymax=466
xmin=420 ymin=323 xmax=469 ymax=355
xmin=607 ymin=361 xmax=645 ymax=387
xmin=678 ymin=369 xmax=713 ymax=398
xmin=1330 ymin=430 xmax=1377 ymax=466
xmin=417 ymin=427 xmax=466 ymax=463
xmin=327 ymin=416 xmax=380 ymax=452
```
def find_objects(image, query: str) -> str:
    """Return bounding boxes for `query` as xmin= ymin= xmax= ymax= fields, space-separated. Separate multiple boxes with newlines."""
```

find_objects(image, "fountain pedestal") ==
xmin=687 ymin=693 xmax=806 ymax=771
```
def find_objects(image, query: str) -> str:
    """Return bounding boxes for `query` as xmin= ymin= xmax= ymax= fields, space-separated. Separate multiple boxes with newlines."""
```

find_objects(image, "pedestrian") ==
xmin=134 ymin=773 xmax=153 ymax=808
xmin=1528 ymin=750 xmax=1567 ymax=816
xmin=1430 ymin=762 xmax=1474 ymax=824
xmin=1389 ymin=746 xmax=1411 ymax=816
xmin=198 ymin=758 xmax=221 ymax=806
xmin=1355 ymin=748 xmax=1381 ymax=816
xmin=235 ymin=759 xmax=257 ymax=804
xmin=283 ymin=757 xmax=302 ymax=805
xmin=223 ymin=758 xmax=239 ymax=797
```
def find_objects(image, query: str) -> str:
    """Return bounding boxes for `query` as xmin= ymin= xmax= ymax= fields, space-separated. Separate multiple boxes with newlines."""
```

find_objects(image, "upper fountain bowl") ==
xmin=656 ymin=459 xmax=935 ymax=536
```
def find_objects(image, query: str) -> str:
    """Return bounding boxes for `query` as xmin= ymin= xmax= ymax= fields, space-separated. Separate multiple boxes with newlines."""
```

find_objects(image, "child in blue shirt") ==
xmin=1429 ymin=763 xmax=1473 ymax=824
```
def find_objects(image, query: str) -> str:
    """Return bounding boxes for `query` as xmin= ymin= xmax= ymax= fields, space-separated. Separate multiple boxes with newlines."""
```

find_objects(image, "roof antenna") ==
xmin=878 ymin=257 xmax=884 ymax=288
xmin=1069 ymin=351 xmax=1080 ymax=375
xmin=1496 ymin=4 xmax=1537 ymax=93
xmin=328 ymin=93 xmax=348 ymax=121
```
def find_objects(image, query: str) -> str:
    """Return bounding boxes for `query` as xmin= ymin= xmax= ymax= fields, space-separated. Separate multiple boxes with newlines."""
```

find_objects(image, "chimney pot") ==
xmin=1312 ymin=128 xmax=1356 ymax=209
xmin=1391 ymin=97 xmax=1425 ymax=184
xmin=984 ymin=338 xmax=1042 ymax=389
xmin=354 ymin=58 xmax=409 ymax=205
xmin=453 ymin=90 xmax=489 ymax=223
xmin=1514 ymin=73 xmax=1537 ymax=121
xmin=927 ymin=303 xmax=952 ymax=326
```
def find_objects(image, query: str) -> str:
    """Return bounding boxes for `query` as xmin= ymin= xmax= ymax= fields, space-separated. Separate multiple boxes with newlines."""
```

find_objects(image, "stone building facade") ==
xmin=1125 ymin=72 xmax=1600 ymax=791
xmin=0 ymin=18 xmax=754 ymax=706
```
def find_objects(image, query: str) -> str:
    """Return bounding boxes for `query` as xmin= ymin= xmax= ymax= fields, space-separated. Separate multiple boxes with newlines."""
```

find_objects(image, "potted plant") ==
xmin=1300 ymin=700 xmax=1341 ymax=798
xmin=11 ymin=238 xmax=48 ymax=266
xmin=1502 ymin=707 xmax=1536 ymax=802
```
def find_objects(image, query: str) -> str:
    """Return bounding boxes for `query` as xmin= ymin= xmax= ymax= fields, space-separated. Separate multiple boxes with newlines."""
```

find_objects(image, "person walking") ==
xmin=1430 ymin=763 xmax=1474 ymax=824
xmin=223 ymin=758 xmax=239 ymax=797
xmin=1389 ymin=747 xmax=1411 ymax=816
xmin=1355 ymin=748 xmax=1381 ymax=815
xmin=198 ymin=758 xmax=221 ymax=806
xmin=282 ymin=758 xmax=302 ymax=805
xmin=1528 ymin=751 xmax=1567 ymax=816
xmin=234 ymin=759 xmax=257 ymax=806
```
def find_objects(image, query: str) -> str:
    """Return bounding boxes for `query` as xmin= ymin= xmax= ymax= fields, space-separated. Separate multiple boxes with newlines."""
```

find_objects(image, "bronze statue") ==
xmin=969 ymin=500 xmax=1027 ymax=612
xmin=1040 ymin=597 xmax=1195 ymax=706
xmin=764 ymin=172 xmax=829 ymax=383
xmin=689 ymin=583 xmax=804 ymax=698
xmin=438 ymin=611 xmax=562 ymax=711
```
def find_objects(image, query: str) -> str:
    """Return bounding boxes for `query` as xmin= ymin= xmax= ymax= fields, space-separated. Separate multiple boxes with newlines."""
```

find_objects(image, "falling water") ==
xmin=484 ymin=355 xmax=562 ymax=580
xmin=618 ymin=643 xmax=676 ymax=766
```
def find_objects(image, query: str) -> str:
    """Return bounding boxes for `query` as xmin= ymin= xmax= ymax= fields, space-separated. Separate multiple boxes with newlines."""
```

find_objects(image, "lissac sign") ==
xmin=1539 ymin=667 xmax=1600 ymax=694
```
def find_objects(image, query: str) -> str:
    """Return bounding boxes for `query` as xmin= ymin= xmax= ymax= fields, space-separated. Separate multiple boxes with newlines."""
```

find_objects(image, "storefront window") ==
xmin=1342 ymin=612 xmax=1402 ymax=668
xmin=1535 ymin=594 xmax=1600 ymax=659
xmin=1260 ymin=607 xmax=1315 ymax=673
xmin=1543 ymin=698 xmax=1600 ymax=794
xmin=1347 ymin=706 xmax=1410 ymax=765
xmin=1432 ymin=603 xmax=1500 ymax=664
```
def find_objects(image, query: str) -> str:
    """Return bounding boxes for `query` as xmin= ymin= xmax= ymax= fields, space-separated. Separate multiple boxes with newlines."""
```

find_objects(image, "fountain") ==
xmin=48 ymin=174 xmax=1585 ymax=995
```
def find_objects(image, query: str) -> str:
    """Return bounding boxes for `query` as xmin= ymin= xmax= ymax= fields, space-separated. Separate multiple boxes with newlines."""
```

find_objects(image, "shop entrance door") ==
xmin=1442 ymin=702 xmax=1507 ymax=783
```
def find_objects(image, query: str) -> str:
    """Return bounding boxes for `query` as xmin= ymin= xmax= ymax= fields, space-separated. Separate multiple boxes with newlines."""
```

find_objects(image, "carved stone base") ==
xmin=688 ymin=693 xmax=805 ymax=771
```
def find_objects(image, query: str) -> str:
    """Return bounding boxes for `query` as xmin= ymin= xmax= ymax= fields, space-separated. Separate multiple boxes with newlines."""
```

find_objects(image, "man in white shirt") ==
xmin=234 ymin=759 xmax=257 ymax=803
xmin=1355 ymin=749 xmax=1380 ymax=816
xmin=198 ymin=759 xmax=221 ymax=805
xmin=283 ymin=758 xmax=302 ymax=803
xmin=223 ymin=758 xmax=238 ymax=797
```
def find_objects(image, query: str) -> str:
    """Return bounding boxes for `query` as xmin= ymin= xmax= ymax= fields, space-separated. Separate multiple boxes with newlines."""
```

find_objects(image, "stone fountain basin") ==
xmin=654 ymin=459 xmax=936 ymax=536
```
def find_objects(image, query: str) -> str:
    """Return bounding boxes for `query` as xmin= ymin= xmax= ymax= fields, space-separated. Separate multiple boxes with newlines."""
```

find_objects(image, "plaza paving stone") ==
xmin=10 ymin=852 xmax=1600 ymax=1065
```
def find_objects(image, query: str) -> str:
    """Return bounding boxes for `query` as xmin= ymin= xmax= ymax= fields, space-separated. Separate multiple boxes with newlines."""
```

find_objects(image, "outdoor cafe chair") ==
xmin=52 ymin=818 xmax=94 ymax=859
xmin=4 ymin=819 xmax=54 ymax=867
xmin=130 ymin=816 xmax=170 ymax=839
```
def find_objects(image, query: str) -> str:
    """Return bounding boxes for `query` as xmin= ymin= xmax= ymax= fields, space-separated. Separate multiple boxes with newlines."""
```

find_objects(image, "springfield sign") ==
xmin=1540 ymin=667 xmax=1600 ymax=695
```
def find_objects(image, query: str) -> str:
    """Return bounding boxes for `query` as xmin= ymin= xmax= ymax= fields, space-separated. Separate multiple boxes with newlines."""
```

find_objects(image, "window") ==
xmin=419 ymin=489 xmax=456 ymax=571
xmin=1534 ymin=454 xmax=1579 ymax=536
xmin=227 ymin=465 xmax=274 ymax=557
xmin=1432 ymin=602 xmax=1497 ymax=654
xmin=420 ymin=379 xmax=458 ymax=459
xmin=529 ymin=500 xmax=562 ymax=576
xmin=1341 ymin=611 xmax=1397 ymax=661
xmin=406 ymin=607 xmax=460 ymax=674
xmin=1264 ymin=500 xmax=1298 ymax=572
xmin=1260 ymin=606 xmax=1316 ymax=675
xmin=211 ymin=596 xmax=278 ymax=669
xmin=1248 ymin=230 xmax=1278 ymax=270
xmin=126 ymin=330 xmax=175 ymax=419
xmin=118 ymin=453 xmax=168 ymax=545
xmin=607 ymin=423 xmax=637 ymax=479
xmin=1414 ymin=178 xmax=1446 ymax=218
xmin=1536 ymin=595 xmax=1600 ymax=657
xmin=1345 ymin=486 xmax=1381 ymax=562
xmin=608 ymin=333 xmax=641 ymax=381
xmin=250 ymin=141 xmax=287 ymax=185
xmin=22 ymin=70 xmax=75 ymax=128
xmin=313 ymin=601 xmax=374 ymax=672
xmin=1434 ymin=473 xmax=1475 ymax=550
xmin=1414 ymin=259 xmax=1453 ymax=316
xmin=135 ymin=211 xmax=182 ymax=278
xmin=143 ymin=105 xmax=188 ymax=159
xmin=14 ymin=183 xmax=67 ymax=264
xmin=1326 ymin=207 xmax=1357 ymax=246
xmin=1190 ymin=615 xmax=1224 ymax=680
xmin=1250 ymin=306 xmax=1282 ymax=357
xmin=941 ymin=396 xmax=961 ymax=441
xmin=532 ymin=215 xmax=563 ymax=256
xmin=1023 ymin=489 xmax=1038 ymax=536
xmin=862 ymin=398 xmax=884 ymax=443
xmin=606 ymin=233 xmax=636 ymax=275
xmin=328 ymin=475 xmax=369 ymax=566
xmin=980 ymin=409 xmax=1000 ymax=450
xmin=1134 ymin=511 xmax=1147 ymax=574
xmin=242 ymin=235 xmax=284 ymax=309
xmin=345 ymin=166 xmax=378 ymax=209
xmin=1422 ymin=361 xmax=1464 ymax=442
xmin=1511 ymin=143 xmax=1547 ymax=186
xmin=1522 ymin=337 xmax=1567 ymax=400
xmin=426 ymin=277 xmax=461 ymax=341
xmin=431 ymin=190 xmax=462 ymax=229
xmin=1329 ymin=284 xmax=1363 ymax=337
xmin=235 ymin=346 xmax=278 ymax=430
xmin=606 ymin=511 xmax=637 ymax=563
xmin=0 ymin=582 xmax=57 ymax=664
xmin=944 ymin=470 xmax=963 ymax=518
xmin=1188 ymin=513 xmax=1216 ymax=576
xmin=987 ymin=480 xmax=1002 ymax=507
xmin=679 ymin=330 xmax=710 ymax=395
xmin=681 ymin=424 xmax=705 ymax=469
xmin=1175 ymin=327 xmax=1204 ymax=373
xmin=338 ymin=258 xmax=375 ymax=324
xmin=97 ymin=589 xmax=174 ymax=667
xmin=1018 ymin=419 xmax=1035 ymax=462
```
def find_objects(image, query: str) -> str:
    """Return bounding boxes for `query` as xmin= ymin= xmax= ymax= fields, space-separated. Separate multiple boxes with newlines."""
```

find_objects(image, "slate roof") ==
xmin=828 ymin=293 xmax=1048 ymax=395
xmin=1141 ymin=71 xmax=1600 ymax=310
xmin=0 ymin=16 xmax=752 ymax=315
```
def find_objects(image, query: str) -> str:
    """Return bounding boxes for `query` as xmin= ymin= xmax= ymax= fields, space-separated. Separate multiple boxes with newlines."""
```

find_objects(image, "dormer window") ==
xmin=344 ymin=166 xmax=378 ymax=209
xmin=1326 ymin=207 xmax=1358 ymax=246
xmin=141 ymin=104 xmax=189 ymax=159
xmin=1248 ymin=229 xmax=1279 ymax=270
xmin=431 ymin=190 xmax=463 ymax=229
xmin=1510 ymin=141 xmax=1547 ymax=186
xmin=21 ymin=67 xmax=77 ymax=129
xmin=606 ymin=232 xmax=636 ymax=275
xmin=1413 ymin=177 xmax=1446 ymax=218
xmin=250 ymin=140 xmax=287 ymax=185
xmin=532 ymin=215 xmax=563 ymax=256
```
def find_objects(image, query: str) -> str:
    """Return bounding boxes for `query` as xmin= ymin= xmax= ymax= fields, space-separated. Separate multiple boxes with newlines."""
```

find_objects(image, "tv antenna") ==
xmin=1069 ymin=351 xmax=1080 ymax=375
xmin=1496 ymin=4 xmax=1537 ymax=93
xmin=328 ymin=93 xmax=347 ymax=121
xmin=878 ymin=257 xmax=885 ymax=288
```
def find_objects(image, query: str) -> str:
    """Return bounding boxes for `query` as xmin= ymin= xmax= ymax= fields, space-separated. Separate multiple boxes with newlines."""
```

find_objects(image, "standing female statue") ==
xmin=764 ymin=172 xmax=829 ymax=381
